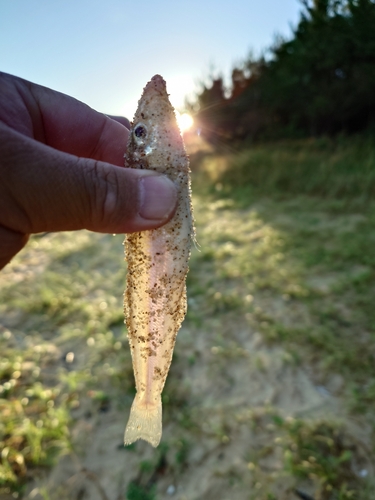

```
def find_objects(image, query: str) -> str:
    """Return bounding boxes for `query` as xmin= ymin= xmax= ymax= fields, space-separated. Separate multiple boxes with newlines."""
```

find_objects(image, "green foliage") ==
xmin=189 ymin=0 xmax=375 ymax=141
xmin=263 ymin=0 xmax=375 ymax=136
xmin=175 ymin=438 xmax=190 ymax=468
xmin=281 ymin=418 xmax=360 ymax=499
xmin=126 ymin=481 xmax=156 ymax=500
xmin=0 ymin=342 xmax=70 ymax=491
xmin=196 ymin=135 xmax=375 ymax=202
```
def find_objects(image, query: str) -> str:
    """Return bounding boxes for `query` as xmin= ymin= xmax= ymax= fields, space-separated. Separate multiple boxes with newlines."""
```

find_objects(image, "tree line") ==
xmin=189 ymin=0 xmax=375 ymax=144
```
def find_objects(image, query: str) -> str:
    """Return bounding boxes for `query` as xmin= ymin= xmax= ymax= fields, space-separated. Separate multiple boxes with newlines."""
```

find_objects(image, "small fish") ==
xmin=123 ymin=75 xmax=194 ymax=447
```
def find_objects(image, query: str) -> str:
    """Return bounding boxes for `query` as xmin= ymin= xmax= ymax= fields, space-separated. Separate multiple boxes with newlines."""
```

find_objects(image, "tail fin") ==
xmin=124 ymin=394 xmax=162 ymax=448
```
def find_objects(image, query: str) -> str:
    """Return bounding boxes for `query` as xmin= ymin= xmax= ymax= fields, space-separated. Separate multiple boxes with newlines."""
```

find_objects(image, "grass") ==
xmin=282 ymin=418 xmax=358 ymax=499
xmin=241 ymin=407 xmax=371 ymax=500
xmin=0 ymin=232 xmax=133 ymax=495
xmin=1 ymin=135 xmax=375 ymax=497
xmin=0 ymin=337 xmax=71 ymax=492
xmin=191 ymin=135 xmax=375 ymax=396
xmin=193 ymin=134 xmax=375 ymax=204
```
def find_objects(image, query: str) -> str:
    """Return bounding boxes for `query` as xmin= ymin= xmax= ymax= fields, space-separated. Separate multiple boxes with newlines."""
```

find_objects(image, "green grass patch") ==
xmin=0 ymin=339 xmax=70 ymax=492
xmin=192 ymin=135 xmax=375 ymax=206
xmin=280 ymin=417 xmax=370 ymax=499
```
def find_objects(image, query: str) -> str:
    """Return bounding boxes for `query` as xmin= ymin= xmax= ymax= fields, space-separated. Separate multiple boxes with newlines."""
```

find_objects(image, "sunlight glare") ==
xmin=176 ymin=111 xmax=194 ymax=133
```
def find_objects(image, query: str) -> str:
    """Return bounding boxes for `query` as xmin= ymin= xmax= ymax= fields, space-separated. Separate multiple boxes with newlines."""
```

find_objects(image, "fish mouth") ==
xmin=144 ymin=74 xmax=167 ymax=95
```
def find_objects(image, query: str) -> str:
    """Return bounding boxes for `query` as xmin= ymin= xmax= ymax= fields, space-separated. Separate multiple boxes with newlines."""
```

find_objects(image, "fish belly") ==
xmin=124 ymin=189 xmax=191 ymax=447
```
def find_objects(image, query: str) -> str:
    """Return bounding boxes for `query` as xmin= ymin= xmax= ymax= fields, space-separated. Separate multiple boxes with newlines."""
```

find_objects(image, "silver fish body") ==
xmin=123 ymin=75 xmax=194 ymax=447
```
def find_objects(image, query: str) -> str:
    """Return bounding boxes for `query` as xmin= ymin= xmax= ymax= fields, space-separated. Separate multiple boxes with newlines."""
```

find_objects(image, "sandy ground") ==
xmin=15 ymin=317 xmax=358 ymax=500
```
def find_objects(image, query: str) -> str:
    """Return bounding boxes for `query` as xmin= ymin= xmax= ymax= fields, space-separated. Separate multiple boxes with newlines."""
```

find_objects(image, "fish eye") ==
xmin=134 ymin=123 xmax=147 ymax=139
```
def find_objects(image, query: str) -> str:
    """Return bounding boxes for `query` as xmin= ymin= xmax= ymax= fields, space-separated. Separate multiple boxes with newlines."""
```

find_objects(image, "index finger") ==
xmin=12 ymin=73 xmax=129 ymax=166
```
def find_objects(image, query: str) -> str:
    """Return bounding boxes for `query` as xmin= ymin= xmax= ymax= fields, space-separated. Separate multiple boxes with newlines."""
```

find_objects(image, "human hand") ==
xmin=0 ymin=72 xmax=177 ymax=270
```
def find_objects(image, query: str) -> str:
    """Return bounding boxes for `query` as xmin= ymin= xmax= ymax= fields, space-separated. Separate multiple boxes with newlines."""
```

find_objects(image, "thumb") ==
xmin=0 ymin=226 xmax=29 ymax=270
xmin=0 ymin=125 xmax=178 ymax=236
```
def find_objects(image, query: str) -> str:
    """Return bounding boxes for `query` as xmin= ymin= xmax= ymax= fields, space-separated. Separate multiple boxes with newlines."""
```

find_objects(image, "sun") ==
xmin=176 ymin=111 xmax=194 ymax=134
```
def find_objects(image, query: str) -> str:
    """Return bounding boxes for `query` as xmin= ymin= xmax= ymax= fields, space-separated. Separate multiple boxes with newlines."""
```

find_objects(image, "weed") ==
xmin=0 ymin=342 xmax=70 ymax=491
xmin=280 ymin=418 xmax=368 ymax=499
xmin=126 ymin=481 xmax=156 ymax=500
xmin=175 ymin=438 xmax=190 ymax=468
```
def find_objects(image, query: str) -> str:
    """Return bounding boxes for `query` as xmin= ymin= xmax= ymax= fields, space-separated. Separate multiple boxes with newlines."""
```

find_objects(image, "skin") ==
xmin=0 ymin=72 xmax=178 ymax=270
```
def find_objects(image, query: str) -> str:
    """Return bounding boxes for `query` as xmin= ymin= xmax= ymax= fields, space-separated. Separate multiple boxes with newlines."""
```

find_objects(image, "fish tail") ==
xmin=124 ymin=394 xmax=162 ymax=448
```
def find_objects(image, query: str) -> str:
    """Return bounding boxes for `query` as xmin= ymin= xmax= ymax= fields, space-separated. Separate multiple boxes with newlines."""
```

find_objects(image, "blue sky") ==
xmin=1 ymin=0 xmax=301 ymax=119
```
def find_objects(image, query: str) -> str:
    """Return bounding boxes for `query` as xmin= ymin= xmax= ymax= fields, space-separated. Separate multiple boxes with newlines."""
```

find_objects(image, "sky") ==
xmin=0 ymin=0 xmax=302 ymax=119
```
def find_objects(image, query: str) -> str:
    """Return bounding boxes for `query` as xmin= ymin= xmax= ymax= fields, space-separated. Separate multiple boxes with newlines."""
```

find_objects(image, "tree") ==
xmin=191 ymin=0 xmax=375 ymax=142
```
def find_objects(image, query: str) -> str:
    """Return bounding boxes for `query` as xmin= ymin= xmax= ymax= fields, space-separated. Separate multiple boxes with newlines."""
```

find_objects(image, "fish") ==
xmin=123 ymin=75 xmax=194 ymax=447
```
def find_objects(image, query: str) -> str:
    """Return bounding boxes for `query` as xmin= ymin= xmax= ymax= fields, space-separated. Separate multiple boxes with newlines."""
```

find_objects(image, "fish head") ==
xmin=125 ymin=75 xmax=187 ymax=179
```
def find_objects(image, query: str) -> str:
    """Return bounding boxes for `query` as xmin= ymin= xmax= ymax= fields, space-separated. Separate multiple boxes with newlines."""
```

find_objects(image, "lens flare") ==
xmin=176 ymin=112 xmax=194 ymax=133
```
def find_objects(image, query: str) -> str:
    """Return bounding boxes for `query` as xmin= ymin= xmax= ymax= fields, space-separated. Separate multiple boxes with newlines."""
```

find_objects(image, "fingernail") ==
xmin=138 ymin=174 xmax=177 ymax=221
